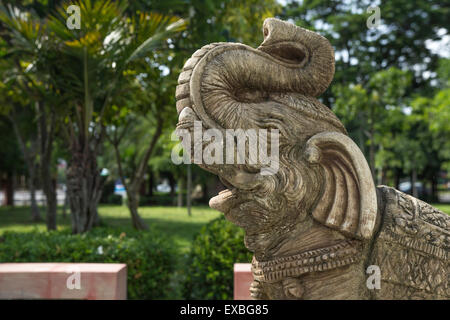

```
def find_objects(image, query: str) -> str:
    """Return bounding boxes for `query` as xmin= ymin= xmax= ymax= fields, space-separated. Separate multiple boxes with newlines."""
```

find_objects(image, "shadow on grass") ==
xmin=0 ymin=206 xmax=71 ymax=232
xmin=104 ymin=216 xmax=211 ymax=252
xmin=0 ymin=205 xmax=221 ymax=252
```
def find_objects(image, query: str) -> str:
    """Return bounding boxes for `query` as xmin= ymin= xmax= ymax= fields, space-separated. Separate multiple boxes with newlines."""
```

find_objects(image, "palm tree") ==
xmin=1 ymin=0 xmax=185 ymax=232
xmin=0 ymin=2 xmax=58 ymax=229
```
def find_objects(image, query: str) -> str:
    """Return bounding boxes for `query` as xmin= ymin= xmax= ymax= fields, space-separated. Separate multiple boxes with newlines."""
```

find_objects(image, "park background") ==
xmin=0 ymin=0 xmax=449 ymax=299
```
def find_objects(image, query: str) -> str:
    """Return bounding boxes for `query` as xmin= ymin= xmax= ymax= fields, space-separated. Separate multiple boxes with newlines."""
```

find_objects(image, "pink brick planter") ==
xmin=0 ymin=263 xmax=127 ymax=300
xmin=233 ymin=263 xmax=253 ymax=300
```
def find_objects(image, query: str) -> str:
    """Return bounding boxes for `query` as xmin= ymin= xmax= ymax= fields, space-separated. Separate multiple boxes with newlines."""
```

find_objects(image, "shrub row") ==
xmin=182 ymin=216 xmax=252 ymax=300
xmin=0 ymin=228 xmax=176 ymax=299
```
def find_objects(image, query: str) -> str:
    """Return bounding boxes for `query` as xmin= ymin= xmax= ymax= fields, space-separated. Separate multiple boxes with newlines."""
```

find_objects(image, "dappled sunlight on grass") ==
xmin=0 ymin=205 xmax=222 ymax=254
xmin=98 ymin=205 xmax=221 ymax=253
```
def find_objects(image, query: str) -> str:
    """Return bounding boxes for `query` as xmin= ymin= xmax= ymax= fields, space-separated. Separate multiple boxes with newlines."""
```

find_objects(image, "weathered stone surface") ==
xmin=174 ymin=18 xmax=449 ymax=300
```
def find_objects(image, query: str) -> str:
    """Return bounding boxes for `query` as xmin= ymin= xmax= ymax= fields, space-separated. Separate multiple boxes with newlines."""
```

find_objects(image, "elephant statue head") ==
xmin=174 ymin=18 xmax=449 ymax=300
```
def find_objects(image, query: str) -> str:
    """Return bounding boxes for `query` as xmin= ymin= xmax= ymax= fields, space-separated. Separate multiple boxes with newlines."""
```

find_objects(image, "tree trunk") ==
xmin=395 ymin=168 xmax=401 ymax=190
xmin=148 ymin=170 xmax=154 ymax=197
xmin=66 ymin=148 xmax=104 ymax=233
xmin=201 ymin=182 xmax=209 ymax=204
xmin=108 ymin=119 xmax=162 ymax=230
xmin=380 ymin=167 xmax=387 ymax=186
xmin=28 ymin=171 xmax=41 ymax=222
xmin=367 ymin=103 xmax=376 ymax=182
xmin=357 ymin=114 xmax=365 ymax=155
xmin=187 ymin=164 xmax=192 ymax=216
xmin=9 ymin=112 xmax=41 ymax=221
xmin=4 ymin=171 xmax=14 ymax=206
xmin=127 ymin=191 xmax=148 ymax=230
xmin=36 ymin=101 xmax=57 ymax=231
xmin=62 ymin=190 xmax=68 ymax=220
xmin=42 ymin=173 xmax=57 ymax=230
xmin=411 ymin=168 xmax=418 ymax=198
xmin=177 ymin=177 xmax=183 ymax=207
xmin=430 ymin=174 xmax=438 ymax=203
xmin=168 ymin=173 xmax=176 ymax=205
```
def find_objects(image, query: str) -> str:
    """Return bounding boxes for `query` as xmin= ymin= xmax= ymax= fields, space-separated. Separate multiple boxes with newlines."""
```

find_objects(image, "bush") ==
xmin=0 ymin=228 xmax=176 ymax=299
xmin=182 ymin=216 xmax=252 ymax=300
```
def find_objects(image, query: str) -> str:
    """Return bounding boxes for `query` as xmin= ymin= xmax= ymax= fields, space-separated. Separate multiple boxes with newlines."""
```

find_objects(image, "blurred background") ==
xmin=0 ymin=0 xmax=448 ymax=299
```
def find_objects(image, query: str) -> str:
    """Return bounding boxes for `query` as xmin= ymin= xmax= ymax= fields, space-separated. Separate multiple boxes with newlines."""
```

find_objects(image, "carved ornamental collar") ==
xmin=252 ymin=240 xmax=362 ymax=283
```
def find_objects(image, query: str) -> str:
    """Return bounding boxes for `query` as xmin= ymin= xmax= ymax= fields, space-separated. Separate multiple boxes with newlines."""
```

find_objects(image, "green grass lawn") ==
xmin=0 ymin=205 xmax=221 ymax=254
xmin=99 ymin=205 xmax=221 ymax=254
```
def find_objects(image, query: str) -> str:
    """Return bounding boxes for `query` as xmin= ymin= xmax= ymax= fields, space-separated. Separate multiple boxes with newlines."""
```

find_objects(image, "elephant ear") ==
xmin=305 ymin=132 xmax=377 ymax=239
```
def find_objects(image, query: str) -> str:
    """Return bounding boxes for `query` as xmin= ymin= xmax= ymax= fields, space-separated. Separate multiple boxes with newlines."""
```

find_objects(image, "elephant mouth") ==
xmin=209 ymin=175 xmax=243 ymax=214
xmin=210 ymin=188 xmax=265 ymax=234
xmin=258 ymin=41 xmax=309 ymax=67
xmin=209 ymin=188 xmax=238 ymax=213
xmin=209 ymin=176 xmax=272 ymax=235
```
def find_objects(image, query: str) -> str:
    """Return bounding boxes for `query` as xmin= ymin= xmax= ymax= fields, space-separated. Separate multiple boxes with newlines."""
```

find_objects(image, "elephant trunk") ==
xmin=176 ymin=18 xmax=335 ymax=131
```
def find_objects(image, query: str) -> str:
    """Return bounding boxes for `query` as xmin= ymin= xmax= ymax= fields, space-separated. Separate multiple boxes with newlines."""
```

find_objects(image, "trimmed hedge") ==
xmin=182 ymin=216 xmax=252 ymax=300
xmin=0 ymin=228 xmax=176 ymax=299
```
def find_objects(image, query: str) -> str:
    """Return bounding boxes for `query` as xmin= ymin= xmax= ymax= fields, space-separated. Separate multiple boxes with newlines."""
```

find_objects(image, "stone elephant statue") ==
xmin=174 ymin=18 xmax=449 ymax=299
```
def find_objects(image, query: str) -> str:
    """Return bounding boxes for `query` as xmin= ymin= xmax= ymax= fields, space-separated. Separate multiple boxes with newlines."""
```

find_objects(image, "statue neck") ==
xmin=252 ymin=239 xmax=362 ymax=284
xmin=249 ymin=216 xmax=349 ymax=261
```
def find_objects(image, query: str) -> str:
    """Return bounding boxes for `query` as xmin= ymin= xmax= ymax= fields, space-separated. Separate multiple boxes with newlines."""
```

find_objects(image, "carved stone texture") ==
xmin=174 ymin=18 xmax=449 ymax=300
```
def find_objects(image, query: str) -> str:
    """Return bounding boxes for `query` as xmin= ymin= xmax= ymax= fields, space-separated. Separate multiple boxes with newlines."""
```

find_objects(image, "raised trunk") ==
xmin=176 ymin=19 xmax=337 ymax=129
xmin=176 ymin=20 xmax=346 ymax=192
